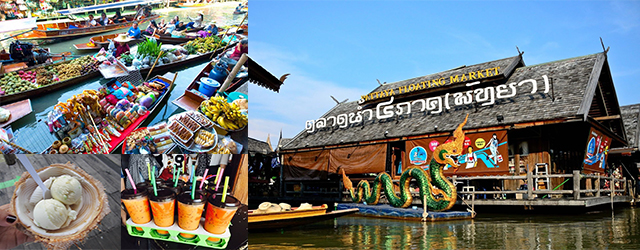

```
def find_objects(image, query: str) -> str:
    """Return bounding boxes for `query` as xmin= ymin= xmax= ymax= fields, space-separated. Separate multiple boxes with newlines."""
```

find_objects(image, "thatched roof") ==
xmin=248 ymin=137 xmax=272 ymax=155
xmin=283 ymin=52 xmax=622 ymax=150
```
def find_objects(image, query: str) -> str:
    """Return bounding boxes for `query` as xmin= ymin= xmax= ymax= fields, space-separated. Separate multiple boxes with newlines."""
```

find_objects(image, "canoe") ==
xmin=248 ymin=205 xmax=359 ymax=230
xmin=41 ymin=73 xmax=175 ymax=154
xmin=146 ymin=29 xmax=221 ymax=44
xmin=0 ymin=99 xmax=33 ymax=128
xmin=0 ymin=70 xmax=99 ymax=105
xmin=16 ymin=14 xmax=160 ymax=41
xmin=74 ymin=33 xmax=142 ymax=51
xmin=0 ymin=48 xmax=73 ymax=73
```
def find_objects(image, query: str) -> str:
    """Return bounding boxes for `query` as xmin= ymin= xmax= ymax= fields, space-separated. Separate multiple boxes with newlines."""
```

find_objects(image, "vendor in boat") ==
xmin=112 ymin=11 xmax=127 ymax=23
xmin=98 ymin=12 xmax=111 ymax=26
xmin=206 ymin=22 xmax=218 ymax=35
xmin=127 ymin=22 xmax=141 ymax=39
xmin=229 ymin=38 xmax=248 ymax=61
xmin=113 ymin=34 xmax=131 ymax=57
xmin=86 ymin=14 xmax=98 ymax=27
xmin=185 ymin=12 xmax=204 ymax=29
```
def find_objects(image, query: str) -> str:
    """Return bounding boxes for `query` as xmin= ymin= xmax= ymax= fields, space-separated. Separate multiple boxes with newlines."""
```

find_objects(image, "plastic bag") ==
xmin=0 ymin=107 xmax=11 ymax=122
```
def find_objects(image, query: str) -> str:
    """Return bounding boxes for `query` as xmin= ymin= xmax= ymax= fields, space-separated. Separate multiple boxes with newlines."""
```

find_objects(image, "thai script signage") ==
xmin=361 ymin=67 xmax=501 ymax=102
xmin=305 ymin=74 xmax=550 ymax=133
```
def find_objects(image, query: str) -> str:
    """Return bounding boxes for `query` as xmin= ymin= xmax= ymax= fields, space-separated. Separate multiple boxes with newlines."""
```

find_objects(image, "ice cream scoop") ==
xmin=50 ymin=175 xmax=82 ymax=205
xmin=32 ymin=199 xmax=77 ymax=230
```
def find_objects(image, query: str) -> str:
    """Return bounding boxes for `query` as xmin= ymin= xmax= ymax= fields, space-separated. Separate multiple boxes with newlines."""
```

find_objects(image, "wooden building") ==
xmin=279 ymin=52 xmax=630 ymax=198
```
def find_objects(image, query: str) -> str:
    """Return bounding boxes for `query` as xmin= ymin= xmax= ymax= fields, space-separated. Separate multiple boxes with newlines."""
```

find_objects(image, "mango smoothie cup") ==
xmin=149 ymin=189 xmax=176 ymax=235
xmin=177 ymin=190 xmax=205 ymax=239
xmin=204 ymin=193 xmax=240 ymax=235
xmin=121 ymin=188 xmax=151 ymax=232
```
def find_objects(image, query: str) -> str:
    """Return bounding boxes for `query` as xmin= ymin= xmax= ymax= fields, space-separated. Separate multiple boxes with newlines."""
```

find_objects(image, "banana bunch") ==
xmin=200 ymin=96 xmax=248 ymax=131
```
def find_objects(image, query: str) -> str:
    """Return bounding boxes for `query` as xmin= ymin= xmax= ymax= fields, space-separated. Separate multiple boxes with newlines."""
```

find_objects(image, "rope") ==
xmin=458 ymin=194 xmax=476 ymax=216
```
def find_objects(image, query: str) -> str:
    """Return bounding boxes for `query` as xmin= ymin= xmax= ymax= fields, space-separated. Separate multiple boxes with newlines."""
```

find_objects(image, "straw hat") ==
xmin=10 ymin=163 xmax=109 ymax=249
xmin=113 ymin=34 xmax=132 ymax=43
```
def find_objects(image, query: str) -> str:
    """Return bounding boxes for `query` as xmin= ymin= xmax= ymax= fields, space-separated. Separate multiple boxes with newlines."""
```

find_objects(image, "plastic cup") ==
xmin=177 ymin=190 xmax=205 ymax=238
xmin=149 ymin=189 xmax=176 ymax=234
xmin=121 ymin=188 xmax=151 ymax=231
xmin=204 ymin=193 xmax=240 ymax=234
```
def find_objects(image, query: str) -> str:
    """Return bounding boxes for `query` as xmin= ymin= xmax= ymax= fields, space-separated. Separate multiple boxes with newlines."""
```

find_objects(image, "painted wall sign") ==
xmin=582 ymin=127 xmax=610 ymax=174
xmin=405 ymin=130 xmax=509 ymax=177
xmin=360 ymin=67 xmax=501 ymax=102
xmin=305 ymin=75 xmax=550 ymax=133
xmin=409 ymin=146 xmax=428 ymax=165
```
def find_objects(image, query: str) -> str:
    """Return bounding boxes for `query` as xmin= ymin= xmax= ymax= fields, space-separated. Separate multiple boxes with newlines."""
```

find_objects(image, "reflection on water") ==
xmin=250 ymin=207 xmax=640 ymax=249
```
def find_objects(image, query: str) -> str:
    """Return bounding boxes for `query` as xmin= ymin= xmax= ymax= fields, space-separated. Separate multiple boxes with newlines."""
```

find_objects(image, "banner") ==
xmin=582 ymin=127 xmax=610 ymax=174
xmin=328 ymin=144 xmax=387 ymax=174
xmin=406 ymin=130 xmax=509 ymax=176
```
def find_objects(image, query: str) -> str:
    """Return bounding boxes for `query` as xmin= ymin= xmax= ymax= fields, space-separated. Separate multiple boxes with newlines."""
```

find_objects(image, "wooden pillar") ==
xmin=596 ymin=174 xmax=601 ymax=197
xmin=232 ymin=154 xmax=248 ymax=204
xmin=573 ymin=170 xmax=580 ymax=200
xmin=527 ymin=171 xmax=533 ymax=200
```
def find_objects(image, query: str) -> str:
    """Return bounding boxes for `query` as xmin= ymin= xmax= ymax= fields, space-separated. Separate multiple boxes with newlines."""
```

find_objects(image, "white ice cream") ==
xmin=50 ymin=175 xmax=82 ymax=205
xmin=32 ymin=199 xmax=77 ymax=230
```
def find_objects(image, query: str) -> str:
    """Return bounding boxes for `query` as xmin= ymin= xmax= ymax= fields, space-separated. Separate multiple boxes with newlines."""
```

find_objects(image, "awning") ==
xmin=0 ymin=17 xmax=36 ymax=33
xmin=248 ymin=56 xmax=284 ymax=92
xmin=56 ymin=0 xmax=164 ymax=15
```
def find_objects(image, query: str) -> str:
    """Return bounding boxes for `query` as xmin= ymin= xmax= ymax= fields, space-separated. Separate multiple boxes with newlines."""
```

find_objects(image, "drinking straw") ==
xmin=174 ymin=166 xmax=181 ymax=187
xmin=147 ymin=162 xmax=151 ymax=180
xmin=173 ymin=163 xmax=176 ymax=183
xmin=199 ymin=169 xmax=209 ymax=191
xmin=151 ymin=165 xmax=158 ymax=196
xmin=215 ymin=167 xmax=225 ymax=191
xmin=191 ymin=164 xmax=196 ymax=200
xmin=221 ymin=176 xmax=229 ymax=203
xmin=125 ymin=168 xmax=136 ymax=194
xmin=213 ymin=167 xmax=222 ymax=189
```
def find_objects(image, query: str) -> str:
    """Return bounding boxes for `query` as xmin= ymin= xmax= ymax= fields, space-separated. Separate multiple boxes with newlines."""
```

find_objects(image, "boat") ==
xmin=145 ymin=28 xmax=218 ymax=44
xmin=0 ymin=71 xmax=99 ymax=105
xmin=73 ymin=33 xmax=143 ymax=51
xmin=0 ymin=99 xmax=33 ymax=128
xmin=248 ymin=204 xmax=359 ymax=230
xmin=41 ymin=72 xmax=175 ymax=154
xmin=176 ymin=2 xmax=212 ymax=8
xmin=16 ymin=13 xmax=160 ymax=41
xmin=172 ymin=56 xmax=247 ymax=111
xmin=1 ymin=47 xmax=73 ymax=74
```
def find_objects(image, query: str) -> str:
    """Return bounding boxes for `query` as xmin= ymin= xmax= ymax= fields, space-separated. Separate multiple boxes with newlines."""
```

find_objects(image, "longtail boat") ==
xmin=248 ymin=204 xmax=359 ymax=230
xmin=0 ymin=99 xmax=33 ymax=128
xmin=41 ymin=72 xmax=175 ymax=154
xmin=73 ymin=33 xmax=143 ymax=51
xmin=16 ymin=13 xmax=160 ymax=41
xmin=145 ymin=28 xmax=222 ymax=44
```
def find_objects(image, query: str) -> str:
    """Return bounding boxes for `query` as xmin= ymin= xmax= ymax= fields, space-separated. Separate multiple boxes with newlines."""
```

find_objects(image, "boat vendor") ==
xmin=198 ymin=22 xmax=218 ymax=38
xmin=112 ymin=11 xmax=127 ymax=23
xmin=229 ymin=38 xmax=248 ymax=61
xmin=113 ymin=34 xmax=131 ymax=57
xmin=185 ymin=12 xmax=204 ymax=29
xmin=86 ymin=14 xmax=98 ymax=27
xmin=127 ymin=22 xmax=141 ymax=39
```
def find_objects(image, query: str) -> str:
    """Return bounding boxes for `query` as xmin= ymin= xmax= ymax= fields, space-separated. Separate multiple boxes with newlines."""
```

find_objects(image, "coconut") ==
xmin=10 ymin=162 xmax=109 ymax=250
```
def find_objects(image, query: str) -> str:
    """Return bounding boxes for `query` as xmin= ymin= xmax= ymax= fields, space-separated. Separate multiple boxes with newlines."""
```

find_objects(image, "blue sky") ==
xmin=249 ymin=1 xmax=640 ymax=146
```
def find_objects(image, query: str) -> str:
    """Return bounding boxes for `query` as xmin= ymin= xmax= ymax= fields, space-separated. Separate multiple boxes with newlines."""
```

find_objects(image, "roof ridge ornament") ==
xmin=600 ymin=37 xmax=610 ymax=55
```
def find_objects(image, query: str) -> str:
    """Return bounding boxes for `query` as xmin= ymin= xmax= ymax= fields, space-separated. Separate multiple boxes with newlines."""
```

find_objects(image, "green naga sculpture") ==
xmin=340 ymin=114 xmax=468 ymax=211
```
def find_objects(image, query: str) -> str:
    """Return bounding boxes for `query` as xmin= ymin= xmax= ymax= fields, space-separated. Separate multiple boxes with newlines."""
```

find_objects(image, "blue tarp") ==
xmin=56 ymin=0 xmax=165 ymax=15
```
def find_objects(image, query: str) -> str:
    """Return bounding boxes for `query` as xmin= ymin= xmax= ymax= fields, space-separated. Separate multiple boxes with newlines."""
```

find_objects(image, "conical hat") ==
xmin=10 ymin=162 xmax=110 ymax=250
xmin=113 ymin=34 xmax=132 ymax=43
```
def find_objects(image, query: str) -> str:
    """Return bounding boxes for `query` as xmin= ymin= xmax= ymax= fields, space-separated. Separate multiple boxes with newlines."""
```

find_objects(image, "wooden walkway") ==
xmin=0 ymin=155 xmax=121 ymax=250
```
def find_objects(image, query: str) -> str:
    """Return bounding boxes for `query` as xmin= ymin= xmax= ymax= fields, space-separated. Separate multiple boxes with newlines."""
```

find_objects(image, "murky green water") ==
xmin=250 ymin=207 xmax=640 ymax=249
xmin=4 ymin=2 xmax=245 ymax=152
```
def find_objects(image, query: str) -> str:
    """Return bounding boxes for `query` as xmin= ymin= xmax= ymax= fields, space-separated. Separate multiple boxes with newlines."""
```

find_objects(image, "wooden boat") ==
xmin=176 ymin=2 xmax=212 ymax=8
xmin=0 ymin=71 xmax=99 ymax=105
xmin=146 ymin=28 xmax=221 ymax=44
xmin=0 ymin=48 xmax=72 ymax=73
xmin=73 ymin=33 xmax=142 ymax=51
xmin=0 ymin=99 xmax=33 ymax=128
xmin=41 ymin=73 xmax=175 ymax=154
xmin=16 ymin=13 xmax=160 ymax=41
xmin=172 ymin=55 xmax=248 ymax=111
xmin=248 ymin=204 xmax=359 ymax=230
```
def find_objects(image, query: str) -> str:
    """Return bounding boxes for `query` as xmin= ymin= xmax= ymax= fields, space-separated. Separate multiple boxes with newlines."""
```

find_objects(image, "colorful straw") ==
xmin=191 ymin=164 xmax=196 ymax=200
xmin=199 ymin=169 xmax=209 ymax=191
xmin=215 ymin=167 xmax=225 ymax=191
xmin=174 ymin=166 xmax=181 ymax=187
xmin=221 ymin=176 xmax=229 ymax=203
xmin=213 ymin=167 xmax=222 ymax=189
xmin=147 ymin=162 xmax=151 ymax=180
xmin=125 ymin=168 xmax=136 ymax=194
xmin=151 ymin=165 xmax=158 ymax=196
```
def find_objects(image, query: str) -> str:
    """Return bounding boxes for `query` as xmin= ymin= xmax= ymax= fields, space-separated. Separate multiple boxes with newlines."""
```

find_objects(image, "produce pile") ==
xmin=199 ymin=96 xmax=247 ymax=131
xmin=0 ymin=55 xmax=99 ymax=96
xmin=184 ymin=36 xmax=226 ymax=54
xmin=125 ymin=38 xmax=188 ymax=68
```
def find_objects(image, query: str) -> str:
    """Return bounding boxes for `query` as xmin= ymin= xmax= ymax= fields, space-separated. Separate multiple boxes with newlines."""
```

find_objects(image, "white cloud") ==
xmin=249 ymin=41 xmax=369 ymax=146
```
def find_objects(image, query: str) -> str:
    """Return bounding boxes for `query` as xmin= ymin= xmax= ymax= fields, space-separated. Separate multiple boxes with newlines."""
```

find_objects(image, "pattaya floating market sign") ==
xmin=361 ymin=67 xmax=501 ymax=102
xmin=305 ymin=74 xmax=550 ymax=133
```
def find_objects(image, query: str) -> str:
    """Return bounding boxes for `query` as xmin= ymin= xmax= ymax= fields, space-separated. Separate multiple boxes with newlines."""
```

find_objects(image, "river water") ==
xmin=250 ymin=207 xmax=640 ymax=249
xmin=5 ymin=2 xmax=245 ymax=152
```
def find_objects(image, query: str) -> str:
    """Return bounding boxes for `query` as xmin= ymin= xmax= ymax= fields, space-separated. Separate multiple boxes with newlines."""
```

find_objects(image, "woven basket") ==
xmin=10 ymin=162 xmax=110 ymax=250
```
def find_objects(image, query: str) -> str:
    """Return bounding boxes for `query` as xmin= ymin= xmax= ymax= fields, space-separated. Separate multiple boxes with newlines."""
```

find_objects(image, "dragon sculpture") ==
xmin=341 ymin=114 xmax=468 ymax=211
